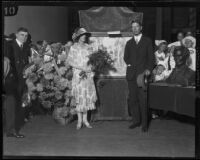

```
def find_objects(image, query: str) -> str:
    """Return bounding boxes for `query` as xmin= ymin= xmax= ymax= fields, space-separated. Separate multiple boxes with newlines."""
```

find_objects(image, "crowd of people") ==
xmin=151 ymin=31 xmax=196 ymax=119
xmin=153 ymin=31 xmax=196 ymax=83
xmin=3 ymin=24 xmax=196 ymax=137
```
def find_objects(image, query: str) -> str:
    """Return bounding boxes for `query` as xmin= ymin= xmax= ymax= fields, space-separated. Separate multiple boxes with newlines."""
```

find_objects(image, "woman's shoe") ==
xmin=76 ymin=122 xmax=82 ymax=130
xmin=83 ymin=121 xmax=92 ymax=128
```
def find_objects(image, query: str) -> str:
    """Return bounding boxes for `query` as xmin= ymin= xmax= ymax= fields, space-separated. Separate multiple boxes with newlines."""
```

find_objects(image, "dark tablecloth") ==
xmin=148 ymin=83 xmax=195 ymax=117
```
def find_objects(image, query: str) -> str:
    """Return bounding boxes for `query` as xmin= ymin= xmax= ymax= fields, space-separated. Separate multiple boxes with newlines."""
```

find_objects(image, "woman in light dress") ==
xmin=67 ymin=27 xmax=97 ymax=130
xmin=182 ymin=36 xmax=196 ymax=71
xmin=154 ymin=40 xmax=175 ymax=81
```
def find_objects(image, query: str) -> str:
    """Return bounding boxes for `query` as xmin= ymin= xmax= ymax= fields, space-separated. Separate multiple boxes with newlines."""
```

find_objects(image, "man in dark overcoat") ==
xmin=4 ymin=27 xmax=31 ymax=138
xmin=124 ymin=20 xmax=155 ymax=132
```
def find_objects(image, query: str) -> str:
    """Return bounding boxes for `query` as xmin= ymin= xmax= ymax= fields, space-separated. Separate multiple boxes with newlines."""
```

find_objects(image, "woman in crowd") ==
xmin=186 ymin=30 xmax=194 ymax=37
xmin=168 ymin=31 xmax=185 ymax=48
xmin=154 ymin=40 xmax=168 ymax=65
xmin=182 ymin=36 xmax=196 ymax=71
xmin=67 ymin=27 xmax=97 ymax=130
xmin=153 ymin=40 xmax=175 ymax=82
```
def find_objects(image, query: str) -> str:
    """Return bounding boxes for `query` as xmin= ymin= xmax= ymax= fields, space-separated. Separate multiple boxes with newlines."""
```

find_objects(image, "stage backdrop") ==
xmin=79 ymin=7 xmax=143 ymax=32
xmin=90 ymin=37 xmax=132 ymax=76
xmin=79 ymin=7 xmax=143 ymax=77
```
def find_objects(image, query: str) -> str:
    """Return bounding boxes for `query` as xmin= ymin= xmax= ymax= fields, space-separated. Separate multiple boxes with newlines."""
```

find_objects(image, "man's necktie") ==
xmin=135 ymin=38 xmax=138 ymax=44
xmin=20 ymin=44 xmax=23 ymax=50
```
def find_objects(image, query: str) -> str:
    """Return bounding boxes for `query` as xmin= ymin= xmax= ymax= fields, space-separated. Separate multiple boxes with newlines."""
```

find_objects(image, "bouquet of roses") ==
xmin=87 ymin=47 xmax=116 ymax=76
xmin=24 ymin=41 xmax=76 ymax=125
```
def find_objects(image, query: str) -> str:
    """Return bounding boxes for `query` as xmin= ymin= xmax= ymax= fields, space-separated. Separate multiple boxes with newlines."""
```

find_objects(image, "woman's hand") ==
xmin=79 ymin=71 xmax=87 ymax=80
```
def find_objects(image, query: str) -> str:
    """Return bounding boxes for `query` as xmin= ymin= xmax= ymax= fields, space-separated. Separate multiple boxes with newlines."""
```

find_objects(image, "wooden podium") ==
xmin=91 ymin=76 xmax=131 ymax=121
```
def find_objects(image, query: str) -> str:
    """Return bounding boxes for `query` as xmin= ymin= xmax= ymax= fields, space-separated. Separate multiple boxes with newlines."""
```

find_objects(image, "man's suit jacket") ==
xmin=124 ymin=35 xmax=155 ymax=81
xmin=5 ymin=39 xmax=30 ymax=95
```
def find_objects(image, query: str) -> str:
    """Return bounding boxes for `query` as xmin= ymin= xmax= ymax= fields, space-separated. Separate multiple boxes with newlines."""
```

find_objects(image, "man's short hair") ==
xmin=17 ymin=27 xmax=28 ymax=33
xmin=131 ymin=20 xmax=142 ymax=26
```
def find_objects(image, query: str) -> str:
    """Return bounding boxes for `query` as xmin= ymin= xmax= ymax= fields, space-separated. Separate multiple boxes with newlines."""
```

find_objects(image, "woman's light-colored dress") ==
xmin=67 ymin=43 xmax=97 ymax=113
xmin=154 ymin=51 xmax=175 ymax=81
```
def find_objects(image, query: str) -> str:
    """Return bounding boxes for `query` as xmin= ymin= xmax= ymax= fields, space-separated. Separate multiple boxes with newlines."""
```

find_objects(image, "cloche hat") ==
xmin=72 ymin=27 xmax=91 ymax=42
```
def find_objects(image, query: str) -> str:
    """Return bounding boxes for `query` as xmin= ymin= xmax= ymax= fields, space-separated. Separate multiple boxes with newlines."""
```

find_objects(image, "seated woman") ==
xmin=153 ymin=40 xmax=175 ymax=82
xmin=154 ymin=40 xmax=168 ymax=64
xmin=165 ymin=46 xmax=195 ymax=86
xmin=153 ymin=63 xmax=167 ymax=82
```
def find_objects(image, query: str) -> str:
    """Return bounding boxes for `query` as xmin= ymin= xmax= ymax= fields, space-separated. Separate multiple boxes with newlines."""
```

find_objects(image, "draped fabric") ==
xmin=79 ymin=7 xmax=143 ymax=32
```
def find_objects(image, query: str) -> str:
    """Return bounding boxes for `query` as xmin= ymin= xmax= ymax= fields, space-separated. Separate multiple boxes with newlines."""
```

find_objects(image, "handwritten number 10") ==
xmin=4 ymin=7 xmax=16 ymax=15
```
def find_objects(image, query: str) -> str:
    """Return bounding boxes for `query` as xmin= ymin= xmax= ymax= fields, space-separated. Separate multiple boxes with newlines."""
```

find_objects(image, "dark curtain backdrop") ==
xmin=4 ymin=6 xmax=69 ymax=43
xmin=79 ymin=7 xmax=143 ymax=32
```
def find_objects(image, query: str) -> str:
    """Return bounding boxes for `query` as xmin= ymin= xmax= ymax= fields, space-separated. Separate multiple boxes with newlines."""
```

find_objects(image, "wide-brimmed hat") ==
xmin=155 ymin=40 xmax=167 ymax=46
xmin=182 ymin=36 xmax=196 ymax=48
xmin=72 ymin=28 xmax=91 ymax=42
xmin=137 ymin=72 xmax=149 ymax=90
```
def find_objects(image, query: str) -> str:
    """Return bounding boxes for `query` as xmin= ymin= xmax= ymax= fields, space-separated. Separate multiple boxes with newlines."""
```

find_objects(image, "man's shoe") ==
xmin=129 ymin=122 xmax=141 ymax=129
xmin=15 ymin=133 xmax=25 ymax=138
xmin=6 ymin=133 xmax=25 ymax=138
xmin=6 ymin=133 xmax=17 ymax=138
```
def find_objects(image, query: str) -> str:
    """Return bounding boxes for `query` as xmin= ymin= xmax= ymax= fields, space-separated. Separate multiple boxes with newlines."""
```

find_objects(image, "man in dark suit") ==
xmin=4 ymin=27 xmax=31 ymax=138
xmin=124 ymin=20 xmax=154 ymax=132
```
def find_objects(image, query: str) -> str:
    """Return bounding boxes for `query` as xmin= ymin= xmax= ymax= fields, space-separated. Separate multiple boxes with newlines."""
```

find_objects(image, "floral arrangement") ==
xmin=24 ymin=41 xmax=76 ymax=125
xmin=87 ymin=47 xmax=116 ymax=76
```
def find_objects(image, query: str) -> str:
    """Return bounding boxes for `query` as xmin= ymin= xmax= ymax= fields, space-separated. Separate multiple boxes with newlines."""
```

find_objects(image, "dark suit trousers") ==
xmin=4 ymin=92 xmax=25 ymax=134
xmin=127 ymin=80 xmax=148 ymax=128
xmin=15 ymin=90 xmax=25 ymax=132
xmin=3 ymin=94 xmax=16 ymax=134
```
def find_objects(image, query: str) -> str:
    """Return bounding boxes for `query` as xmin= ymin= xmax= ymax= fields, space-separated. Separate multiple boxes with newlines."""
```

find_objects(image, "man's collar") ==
xmin=134 ymin=33 xmax=142 ymax=38
xmin=16 ymin=39 xmax=23 ymax=47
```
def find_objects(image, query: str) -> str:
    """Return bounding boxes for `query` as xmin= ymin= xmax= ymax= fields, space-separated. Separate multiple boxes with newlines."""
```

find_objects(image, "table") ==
xmin=148 ymin=83 xmax=195 ymax=117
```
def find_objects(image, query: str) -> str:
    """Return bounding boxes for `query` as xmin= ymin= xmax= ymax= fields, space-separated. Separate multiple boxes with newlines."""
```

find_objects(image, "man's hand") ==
xmin=144 ymin=69 xmax=151 ymax=76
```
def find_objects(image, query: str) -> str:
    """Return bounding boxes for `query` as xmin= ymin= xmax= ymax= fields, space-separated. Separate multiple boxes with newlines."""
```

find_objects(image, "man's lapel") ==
xmin=13 ymin=40 xmax=24 ymax=61
xmin=131 ymin=37 xmax=137 ymax=46
xmin=13 ymin=39 xmax=22 ymax=51
xmin=137 ymin=35 xmax=144 ymax=46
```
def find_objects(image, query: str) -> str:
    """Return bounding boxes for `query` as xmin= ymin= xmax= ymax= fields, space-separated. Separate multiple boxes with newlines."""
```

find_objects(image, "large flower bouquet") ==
xmin=87 ymin=46 xmax=116 ymax=76
xmin=24 ymin=41 xmax=76 ymax=125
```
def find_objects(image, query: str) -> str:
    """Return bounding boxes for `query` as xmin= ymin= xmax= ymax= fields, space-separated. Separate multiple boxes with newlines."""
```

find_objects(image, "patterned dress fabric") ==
xmin=67 ymin=43 xmax=97 ymax=112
